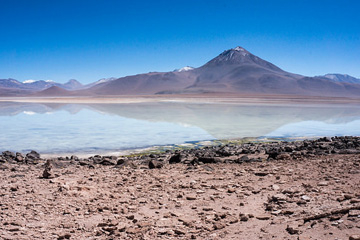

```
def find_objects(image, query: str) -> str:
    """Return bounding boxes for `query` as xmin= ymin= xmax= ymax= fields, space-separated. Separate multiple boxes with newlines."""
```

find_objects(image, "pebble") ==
xmin=349 ymin=235 xmax=360 ymax=240
xmin=186 ymin=195 xmax=197 ymax=200
xmin=256 ymin=215 xmax=270 ymax=220
xmin=318 ymin=181 xmax=328 ymax=186
xmin=301 ymin=195 xmax=311 ymax=201
xmin=348 ymin=210 xmax=360 ymax=217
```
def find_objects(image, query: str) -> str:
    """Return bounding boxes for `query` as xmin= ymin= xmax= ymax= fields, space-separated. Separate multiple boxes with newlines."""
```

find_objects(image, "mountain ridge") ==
xmin=1 ymin=46 xmax=360 ymax=98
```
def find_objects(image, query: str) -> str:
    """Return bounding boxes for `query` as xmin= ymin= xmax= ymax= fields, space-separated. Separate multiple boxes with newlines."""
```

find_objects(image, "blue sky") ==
xmin=1 ymin=0 xmax=359 ymax=83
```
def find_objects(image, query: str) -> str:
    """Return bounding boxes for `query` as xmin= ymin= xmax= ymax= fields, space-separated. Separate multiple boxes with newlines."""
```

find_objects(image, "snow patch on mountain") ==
xmin=175 ymin=66 xmax=194 ymax=72
xmin=23 ymin=80 xmax=37 ymax=84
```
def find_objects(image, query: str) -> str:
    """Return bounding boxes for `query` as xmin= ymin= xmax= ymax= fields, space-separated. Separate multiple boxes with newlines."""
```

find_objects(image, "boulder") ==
xmin=148 ymin=160 xmax=163 ymax=169
xmin=15 ymin=152 xmax=24 ymax=162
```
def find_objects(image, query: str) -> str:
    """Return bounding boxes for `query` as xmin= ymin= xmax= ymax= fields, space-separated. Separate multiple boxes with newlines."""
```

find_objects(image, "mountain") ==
xmin=84 ymin=77 xmax=117 ymax=89
xmin=81 ymin=71 xmax=196 ymax=95
xmin=317 ymin=74 xmax=360 ymax=84
xmin=62 ymin=79 xmax=84 ymax=90
xmin=185 ymin=46 xmax=302 ymax=94
xmin=33 ymin=86 xmax=73 ymax=96
xmin=0 ymin=79 xmax=25 ymax=89
xmin=174 ymin=66 xmax=194 ymax=72
xmin=0 ymin=78 xmax=84 ymax=92
xmin=23 ymin=80 xmax=59 ymax=90
xmin=83 ymin=46 xmax=360 ymax=97
xmin=2 ymin=46 xmax=360 ymax=97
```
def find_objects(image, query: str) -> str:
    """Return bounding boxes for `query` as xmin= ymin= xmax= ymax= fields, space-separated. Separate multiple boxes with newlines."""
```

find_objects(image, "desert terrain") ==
xmin=0 ymin=137 xmax=359 ymax=239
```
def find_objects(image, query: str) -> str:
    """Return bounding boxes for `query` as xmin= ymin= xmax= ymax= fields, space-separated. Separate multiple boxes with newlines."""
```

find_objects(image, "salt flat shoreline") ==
xmin=0 ymin=136 xmax=359 ymax=239
xmin=1 ymin=94 xmax=360 ymax=105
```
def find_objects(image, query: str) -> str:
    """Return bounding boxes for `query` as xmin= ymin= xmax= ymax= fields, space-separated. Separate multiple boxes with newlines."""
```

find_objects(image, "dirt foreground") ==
xmin=0 ymin=153 xmax=359 ymax=239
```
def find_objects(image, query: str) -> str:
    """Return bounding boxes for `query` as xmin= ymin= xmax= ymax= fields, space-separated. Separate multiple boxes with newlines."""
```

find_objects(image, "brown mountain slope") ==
xmin=32 ymin=86 xmax=74 ymax=96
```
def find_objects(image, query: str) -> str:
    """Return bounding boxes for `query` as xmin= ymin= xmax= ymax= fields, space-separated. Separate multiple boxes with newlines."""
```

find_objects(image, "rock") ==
xmin=174 ymin=229 xmax=185 ymax=235
xmin=202 ymin=207 xmax=213 ymax=211
xmin=99 ymin=157 xmax=116 ymax=165
xmin=169 ymin=153 xmax=184 ymax=164
xmin=186 ymin=195 xmax=197 ymax=200
xmin=2 ymin=151 xmax=15 ymax=160
xmin=286 ymin=225 xmax=299 ymax=235
xmin=272 ymin=193 xmax=287 ymax=202
xmin=318 ymin=181 xmax=328 ymax=186
xmin=344 ymin=194 xmax=354 ymax=200
xmin=348 ymin=210 xmax=360 ymax=217
xmin=256 ymin=215 xmax=270 ymax=220
xmin=200 ymin=165 xmax=214 ymax=171
xmin=240 ymin=215 xmax=249 ymax=221
xmin=227 ymin=215 xmax=238 ymax=224
xmin=255 ymin=171 xmax=268 ymax=176
xmin=126 ymin=227 xmax=142 ymax=234
xmin=272 ymin=184 xmax=280 ymax=191
xmin=349 ymin=235 xmax=360 ymax=240
xmin=236 ymin=155 xmax=250 ymax=163
xmin=198 ymin=156 xmax=221 ymax=164
xmin=213 ymin=222 xmax=225 ymax=230
xmin=15 ymin=152 xmax=24 ymax=162
xmin=42 ymin=160 xmax=54 ymax=179
xmin=149 ymin=160 xmax=163 ymax=169
xmin=228 ymin=188 xmax=236 ymax=193
xmin=276 ymin=153 xmax=291 ymax=160
xmin=117 ymin=158 xmax=126 ymax=165
xmin=57 ymin=233 xmax=71 ymax=240
xmin=178 ymin=217 xmax=194 ymax=227
xmin=26 ymin=150 xmax=41 ymax=163
xmin=301 ymin=195 xmax=311 ymax=201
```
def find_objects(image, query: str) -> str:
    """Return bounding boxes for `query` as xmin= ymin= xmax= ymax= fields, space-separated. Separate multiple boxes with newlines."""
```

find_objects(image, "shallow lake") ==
xmin=1 ymin=101 xmax=360 ymax=156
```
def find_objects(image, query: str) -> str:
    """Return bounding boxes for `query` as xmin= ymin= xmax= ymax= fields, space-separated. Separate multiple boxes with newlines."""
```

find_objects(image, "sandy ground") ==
xmin=0 ymin=154 xmax=359 ymax=239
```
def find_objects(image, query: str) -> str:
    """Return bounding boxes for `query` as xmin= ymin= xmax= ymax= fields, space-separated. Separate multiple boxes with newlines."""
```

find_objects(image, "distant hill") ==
xmin=0 ymin=78 xmax=84 ymax=92
xmin=2 ymin=46 xmax=360 ymax=98
xmin=33 ymin=86 xmax=74 ymax=96
xmin=317 ymin=74 xmax=360 ymax=84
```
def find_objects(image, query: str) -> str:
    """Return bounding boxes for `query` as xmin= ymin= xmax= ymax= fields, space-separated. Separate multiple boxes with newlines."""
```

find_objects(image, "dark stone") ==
xmin=2 ymin=151 xmax=15 ymax=159
xmin=99 ymin=159 xmax=116 ymax=165
xmin=26 ymin=150 xmax=41 ymax=162
xmin=169 ymin=153 xmax=182 ymax=164
xmin=117 ymin=158 xmax=126 ymax=165
xmin=149 ymin=160 xmax=163 ymax=169
xmin=15 ymin=152 xmax=24 ymax=162
xmin=198 ymin=157 xmax=221 ymax=164
xmin=0 ymin=156 xmax=6 ymax=163
xmin=42 ymin=160 xmax=54 ymax=179
xmin=286 ymin=225 xmax=299 ymax=235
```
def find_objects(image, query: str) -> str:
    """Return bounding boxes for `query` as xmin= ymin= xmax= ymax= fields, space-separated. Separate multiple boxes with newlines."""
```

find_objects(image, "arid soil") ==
xmin=1 ymin=141 xmax=360 ymax=239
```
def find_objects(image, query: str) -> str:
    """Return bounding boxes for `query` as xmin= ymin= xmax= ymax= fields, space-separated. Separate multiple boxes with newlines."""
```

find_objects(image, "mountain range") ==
xmin=1 ymin=46 xmax=360 ymax=97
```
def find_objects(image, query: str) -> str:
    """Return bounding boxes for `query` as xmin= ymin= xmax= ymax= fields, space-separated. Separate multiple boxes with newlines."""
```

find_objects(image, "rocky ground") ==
xmin=0 ymin=136 xmax=360 ymax=239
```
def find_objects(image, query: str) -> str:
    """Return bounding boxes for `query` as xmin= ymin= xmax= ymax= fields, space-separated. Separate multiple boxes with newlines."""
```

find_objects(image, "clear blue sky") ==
xmin=1 ymin=0 xmax=359 ymax=83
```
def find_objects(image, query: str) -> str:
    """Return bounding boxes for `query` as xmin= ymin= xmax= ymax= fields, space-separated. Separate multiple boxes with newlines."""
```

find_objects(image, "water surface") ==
xmin=1 ymin=101 xmax=360 ymax=156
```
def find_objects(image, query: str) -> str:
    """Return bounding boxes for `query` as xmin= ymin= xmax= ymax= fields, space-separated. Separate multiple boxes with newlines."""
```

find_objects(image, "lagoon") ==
xmin=1 ymin=101 xmax=360 ymax=156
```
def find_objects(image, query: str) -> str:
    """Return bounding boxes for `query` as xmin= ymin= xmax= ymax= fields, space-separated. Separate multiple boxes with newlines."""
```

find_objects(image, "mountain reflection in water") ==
xmin=0 ymin=101 xmax=360 ymax=155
